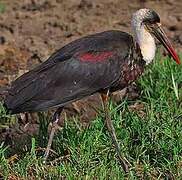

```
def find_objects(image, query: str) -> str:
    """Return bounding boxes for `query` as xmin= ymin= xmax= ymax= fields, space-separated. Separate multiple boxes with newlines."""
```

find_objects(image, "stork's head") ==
xmin=131 ymin=9 xmax=180 ymax=65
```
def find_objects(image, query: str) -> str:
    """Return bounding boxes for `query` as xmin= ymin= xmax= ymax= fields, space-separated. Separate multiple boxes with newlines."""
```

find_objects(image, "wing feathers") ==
xmin=4 ymin=30 xmax=133 ymax=113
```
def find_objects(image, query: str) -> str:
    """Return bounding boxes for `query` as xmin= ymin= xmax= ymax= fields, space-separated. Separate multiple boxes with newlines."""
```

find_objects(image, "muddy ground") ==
xmin=0 ymin=0 xmax=182 ymax=151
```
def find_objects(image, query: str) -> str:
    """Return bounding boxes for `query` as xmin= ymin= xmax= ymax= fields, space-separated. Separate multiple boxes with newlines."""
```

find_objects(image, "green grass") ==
xmin=0 ymin=54 xmax=182 ymax=179
xmin=0 ymin=2 xmax=5 ymax=14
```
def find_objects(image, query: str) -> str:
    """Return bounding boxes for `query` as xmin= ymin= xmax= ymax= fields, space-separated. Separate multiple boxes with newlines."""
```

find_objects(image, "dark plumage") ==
xmin=4 ymin=30 xmax=145 ymax=114
xmin=3 ymin=8 xmax=180 ymax=172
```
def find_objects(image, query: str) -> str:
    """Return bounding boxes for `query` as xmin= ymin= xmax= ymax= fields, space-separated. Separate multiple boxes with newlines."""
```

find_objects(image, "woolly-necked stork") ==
xmin=3 ymin=9 xmax=180 ymax=172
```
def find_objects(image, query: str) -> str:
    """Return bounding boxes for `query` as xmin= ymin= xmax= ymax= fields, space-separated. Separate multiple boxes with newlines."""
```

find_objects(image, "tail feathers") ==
xmin=2 ymin=95 xmax=20 ymax=114
xmin=3 ymin=100 xmax=25 ymax=114
xmin=2 ymin=100 xmax=24 ymax=115
xmin=3 ymin=93 xmax=31 ymax=114
xmin=3 ymin=98 xmax=47 ymax=114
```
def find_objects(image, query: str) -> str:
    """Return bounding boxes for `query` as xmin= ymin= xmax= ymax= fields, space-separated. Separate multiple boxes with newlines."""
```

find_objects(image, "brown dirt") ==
xmin=0 ymin=0 xmax=181 ymax=151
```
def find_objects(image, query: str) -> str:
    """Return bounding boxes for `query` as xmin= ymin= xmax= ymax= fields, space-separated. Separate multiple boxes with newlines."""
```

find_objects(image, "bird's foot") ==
xmin=117 ymin=154 xmax=130 ymax=173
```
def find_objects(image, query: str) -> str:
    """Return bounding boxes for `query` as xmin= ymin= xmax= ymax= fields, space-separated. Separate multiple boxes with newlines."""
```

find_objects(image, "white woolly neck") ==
xmin=131 ymin=9 xmax=156 ymax=65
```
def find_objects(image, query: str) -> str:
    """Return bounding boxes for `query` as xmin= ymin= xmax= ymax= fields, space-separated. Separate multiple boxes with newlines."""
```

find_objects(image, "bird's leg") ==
xmin=101 ymin=92 xmax=129 ymax=173
xmin=44 ymin=107 xmax=63 ymax=162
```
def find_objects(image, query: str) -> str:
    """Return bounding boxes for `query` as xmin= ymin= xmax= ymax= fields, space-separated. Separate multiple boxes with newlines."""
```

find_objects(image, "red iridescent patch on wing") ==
xmin=78 ymin=51 xmax=113 ymax=62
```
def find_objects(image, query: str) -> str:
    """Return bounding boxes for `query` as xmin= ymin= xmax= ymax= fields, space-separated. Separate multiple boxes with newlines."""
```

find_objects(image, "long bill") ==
xmin=152 ymin=24 xmax=181 ymax=64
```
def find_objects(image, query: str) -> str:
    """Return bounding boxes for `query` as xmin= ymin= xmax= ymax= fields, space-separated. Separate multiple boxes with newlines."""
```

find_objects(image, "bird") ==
xmin=3 ymin=8 xmax=180 ymax=172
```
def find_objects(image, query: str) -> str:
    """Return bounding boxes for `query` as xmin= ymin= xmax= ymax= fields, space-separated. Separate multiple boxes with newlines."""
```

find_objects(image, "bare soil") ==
xmin=0 ymin=0 xmax=181 ymax=151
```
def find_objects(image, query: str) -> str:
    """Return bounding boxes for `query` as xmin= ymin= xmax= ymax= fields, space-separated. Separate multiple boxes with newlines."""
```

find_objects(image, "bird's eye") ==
xmin=144 ymin=23 xmax=152 ymax=32
xmin=156 ymin=23 xmax=161 ymax=28
xmin=144 ymin=22 xmax=160 ymax=33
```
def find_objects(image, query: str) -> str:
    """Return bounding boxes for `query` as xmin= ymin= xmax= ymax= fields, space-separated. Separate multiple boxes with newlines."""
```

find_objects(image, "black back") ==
xmin=4 ymin=30 xmax=135 ymax=114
